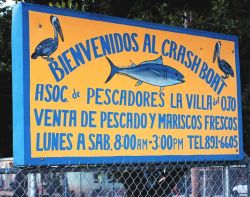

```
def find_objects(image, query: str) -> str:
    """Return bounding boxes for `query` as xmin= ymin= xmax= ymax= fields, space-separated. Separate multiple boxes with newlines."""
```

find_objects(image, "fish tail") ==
xmin=105 ymin=57 xmax=119 ymax=83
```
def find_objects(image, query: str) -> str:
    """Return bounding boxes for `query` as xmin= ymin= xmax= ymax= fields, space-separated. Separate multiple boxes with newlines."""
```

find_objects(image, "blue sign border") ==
xmin=12 ymin=3 xmax=243 ymax=166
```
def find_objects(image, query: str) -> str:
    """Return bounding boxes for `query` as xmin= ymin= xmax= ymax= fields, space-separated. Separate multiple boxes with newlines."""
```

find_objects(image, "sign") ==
xmin=12 ymin=3 xmax=243 ymax=166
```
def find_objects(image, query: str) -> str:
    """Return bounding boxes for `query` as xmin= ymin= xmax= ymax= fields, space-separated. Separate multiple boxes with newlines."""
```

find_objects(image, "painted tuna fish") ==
xmin=105 ymin=56 xmax=185 ymax=91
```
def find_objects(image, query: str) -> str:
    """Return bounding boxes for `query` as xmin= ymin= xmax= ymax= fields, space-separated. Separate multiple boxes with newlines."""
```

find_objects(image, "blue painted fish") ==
xmin=105 ymin=56 xmax=185 ymax=91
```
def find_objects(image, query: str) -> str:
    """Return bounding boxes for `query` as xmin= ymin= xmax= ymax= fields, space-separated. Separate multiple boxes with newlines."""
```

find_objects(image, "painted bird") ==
xmin=105 ymin=56 xmax=184 ymax=92
xmin=213 ymin=41 xmax=234 ymax=79
xmin=31 ymin=15 xmax=64 ymax=61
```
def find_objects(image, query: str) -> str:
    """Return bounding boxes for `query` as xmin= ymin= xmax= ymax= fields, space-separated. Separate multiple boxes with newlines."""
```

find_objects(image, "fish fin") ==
xmin=135 ymin=80 xmax=143 ymax=86
xmin=130 ymin=60 xmax=137 ymax=67
xmin=105 ymin=57 xmax=119 ymax=83
xmin=160 ymin=87 xmax=164 ymax=92
xmin=149 ymin=69 xmax=161 ymax=76
xmin=140 ymin=56 xmax=163 ymax=65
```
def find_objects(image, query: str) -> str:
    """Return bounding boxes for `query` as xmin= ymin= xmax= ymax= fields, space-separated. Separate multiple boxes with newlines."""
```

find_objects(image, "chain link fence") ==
xmin=0 ymin=157 xmax=249 ymax=197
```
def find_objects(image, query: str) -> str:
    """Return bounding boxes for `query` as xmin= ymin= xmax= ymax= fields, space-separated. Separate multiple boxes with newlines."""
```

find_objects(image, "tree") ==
xmin=0 ymin=1 xmax=12 ymax=158
xmin=0 ymin=0 xmax=12 ymax=72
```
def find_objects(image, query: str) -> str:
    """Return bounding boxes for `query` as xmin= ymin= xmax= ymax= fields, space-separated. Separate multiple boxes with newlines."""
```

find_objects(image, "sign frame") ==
xmin=12 ymin=3 xmax=243 ymax=166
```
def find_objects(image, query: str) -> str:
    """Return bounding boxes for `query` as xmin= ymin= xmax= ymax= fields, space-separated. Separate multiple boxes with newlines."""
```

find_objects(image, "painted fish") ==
xmin=105 ymin=56 xmax=185 ymax=91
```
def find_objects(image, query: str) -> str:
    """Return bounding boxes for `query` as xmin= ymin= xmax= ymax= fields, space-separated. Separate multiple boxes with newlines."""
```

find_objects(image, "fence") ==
xmin=0 ymin=157 xmax=249 ymax=197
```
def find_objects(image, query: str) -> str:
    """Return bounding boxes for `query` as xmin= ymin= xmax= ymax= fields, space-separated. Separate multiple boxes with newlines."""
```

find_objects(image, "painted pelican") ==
xmin=31 ymin=15 xmax=64 ymax=61
xmin=213 ymin=41 xmax=234 ymax=79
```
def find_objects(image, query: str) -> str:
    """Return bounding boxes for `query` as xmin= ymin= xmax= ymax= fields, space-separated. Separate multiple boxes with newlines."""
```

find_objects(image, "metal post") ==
xmin=40 ymin=174 xmax=43 ymax=195
xmin=63 ymin=173 xmax=67 ymax=197
xmin=112 ymin=181 xmax=114 ymax=197
xmin=184 ymin=174 xmax=187 ymax=197
xmin=223 ymin=166 xmax=230 ymax=197
xmin=28 ymin=173 xmax=36 ymax=197
xmin=203 ymin=169 xmax=206 ymax=197
xmin=191 ymin=167 xmax=199 ymax=197
xmin=80 ymin=172 xmax=82 ymax=196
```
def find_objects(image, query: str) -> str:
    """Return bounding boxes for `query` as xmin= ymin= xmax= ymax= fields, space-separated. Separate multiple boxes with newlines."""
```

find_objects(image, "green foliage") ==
xmin=46 ymin=0 xmax=112 ymax=12
xmin=0 ymin=3 xmax=12 ymax=72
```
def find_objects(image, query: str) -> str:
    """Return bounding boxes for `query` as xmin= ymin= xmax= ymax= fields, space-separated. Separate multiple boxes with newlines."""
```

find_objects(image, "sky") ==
xmin=0 ymin=0 xmax=16 ymax=9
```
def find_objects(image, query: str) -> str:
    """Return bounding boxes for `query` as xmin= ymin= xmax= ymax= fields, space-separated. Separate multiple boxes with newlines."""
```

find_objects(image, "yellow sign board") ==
xmin=12 ymin=3 xmax=243 ymax=165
